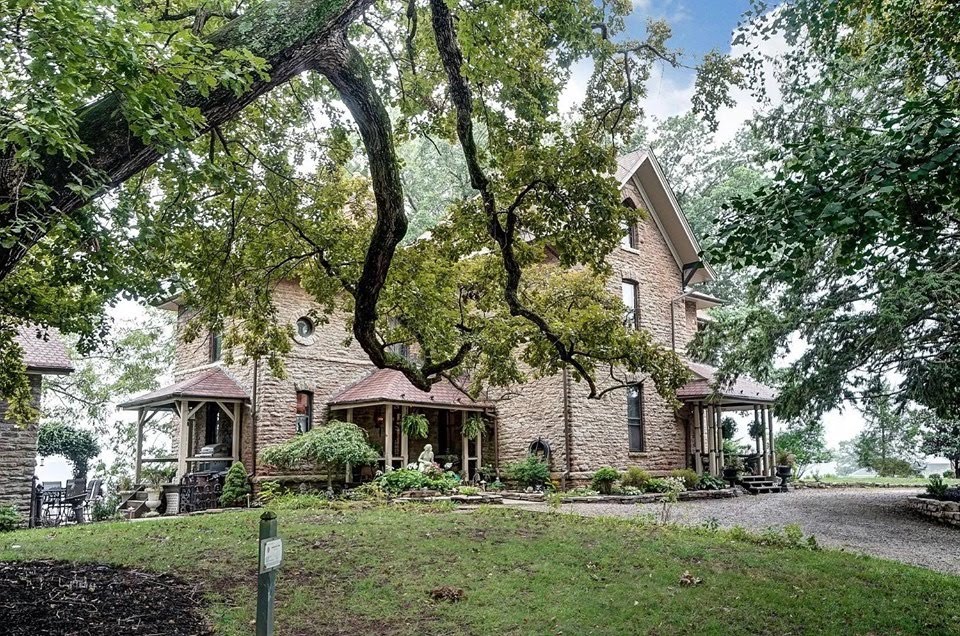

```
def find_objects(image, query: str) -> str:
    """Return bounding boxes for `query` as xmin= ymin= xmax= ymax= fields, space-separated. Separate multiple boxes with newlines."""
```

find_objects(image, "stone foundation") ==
xmin=906 ymin=496 xmax=960 ymax=528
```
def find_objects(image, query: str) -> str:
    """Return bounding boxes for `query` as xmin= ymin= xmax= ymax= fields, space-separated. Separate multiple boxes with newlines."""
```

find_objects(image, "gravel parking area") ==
xmin=517 ymin=488 xmax=960 ymax=575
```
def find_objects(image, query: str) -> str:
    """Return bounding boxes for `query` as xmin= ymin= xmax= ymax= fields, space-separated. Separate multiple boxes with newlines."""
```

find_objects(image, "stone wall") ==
xmin=906 ymin=496 xmax=960 ymax=528
xmin=0 ymin=374 xmax=42 ymax=517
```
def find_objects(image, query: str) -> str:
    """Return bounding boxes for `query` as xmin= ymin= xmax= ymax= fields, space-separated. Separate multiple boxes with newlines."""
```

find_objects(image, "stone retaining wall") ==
xmin=502 ymin=488 xmax=737 ymax=504
xmin=906 ymin=496 xmax=960 ymax=528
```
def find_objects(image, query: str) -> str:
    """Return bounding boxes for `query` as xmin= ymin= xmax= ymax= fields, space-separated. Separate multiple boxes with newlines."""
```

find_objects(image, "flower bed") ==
xmin=501 ymin=489 xmax=737 ymax=504
xmin=906 ymin=496 xmax=960 ymax=528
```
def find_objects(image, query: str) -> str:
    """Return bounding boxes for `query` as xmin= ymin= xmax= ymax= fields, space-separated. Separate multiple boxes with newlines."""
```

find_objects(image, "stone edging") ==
xmin=794 ymin=482 xmax=922 ymax=489
xmin=906 ymin=496 xmax=960 ymax=528
xmin=501 ymin=489 xmax=738 ymax=504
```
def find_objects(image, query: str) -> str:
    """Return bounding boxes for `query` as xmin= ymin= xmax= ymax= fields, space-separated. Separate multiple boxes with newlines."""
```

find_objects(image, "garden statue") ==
xmin=417 ymin=444 xmax=434 ymax=472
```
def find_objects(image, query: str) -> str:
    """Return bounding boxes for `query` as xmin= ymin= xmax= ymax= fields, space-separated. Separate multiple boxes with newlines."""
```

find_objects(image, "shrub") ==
xmin=219 ymin=462 xmax=251 ymax=507
xmin=696 ymin=474 xmax=727 ymax=491
xmin=0 ymin=506 xmax=20 ymax=532
xmin=926 ymin=474 xmax=949 ymax=500
xmin=670 ymin=469 xmax=699 ymax=490
xmin=377 ymin=468 xmax=459 ymax=494
xmin=945 ymin=470 xmax=956 ymax=479
xmin=621 ymin=467 xmax=652 ymax=489
xmin=260 ymin=421 xmax=379 ymax=488
xmin=488 ymin=480 xmax=504 ymax=491
xmin=504 ymin=456 xmax=550 ymax=488
xmin=645 ymin=476 xmax=686 ymax=494
xmin=91 ymin=496 xmax=121 ymax=522
xmin=590 ymin=467 xmax=620 ymax=495
xmin=617 ymin=485 xmax=643 ymax=496
xmin=457 ymin=486 xmax=480 ymax=496
xmin=257 ymin=480 xmax=285 ymax=504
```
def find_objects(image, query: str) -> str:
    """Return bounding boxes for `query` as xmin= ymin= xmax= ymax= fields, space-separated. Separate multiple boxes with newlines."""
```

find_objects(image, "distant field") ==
xmin=802 ymin=475 xmax=959 ymax=487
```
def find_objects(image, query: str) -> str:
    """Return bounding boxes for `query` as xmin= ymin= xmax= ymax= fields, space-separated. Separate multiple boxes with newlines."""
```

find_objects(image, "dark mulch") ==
xmin=0 ymin=560 xmax=211 ymax=636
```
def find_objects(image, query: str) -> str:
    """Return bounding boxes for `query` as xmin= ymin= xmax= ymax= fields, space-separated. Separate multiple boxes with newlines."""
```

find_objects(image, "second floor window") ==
xmin=621 ymin=279 xmax=639 ymax=329
xmin=627 ymin=383 xmax=645 ymax=452
xmin=210 ymin=332 xmax=223 ymax=362
xmin=296 ymin=391 xmax=313 ymax=434
xmin=620 ymin=199 xmax=639 ymax=249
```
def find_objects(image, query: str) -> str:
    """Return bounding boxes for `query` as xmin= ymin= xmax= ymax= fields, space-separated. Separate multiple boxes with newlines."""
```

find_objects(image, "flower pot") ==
xmin=164 ymin=491 xmax=180 ymax=516
xmin=722 ymin=466 xmax=739 ymax=486
xmin=144 ymin=488 xmax=162 ymax=518
xmin=775 ymin=465 xmax=793 ymax=490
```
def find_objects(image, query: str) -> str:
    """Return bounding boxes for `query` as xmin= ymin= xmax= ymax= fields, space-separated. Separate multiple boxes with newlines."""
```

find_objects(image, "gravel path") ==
xmin=515 ymin=488 xmax=960 ymax=575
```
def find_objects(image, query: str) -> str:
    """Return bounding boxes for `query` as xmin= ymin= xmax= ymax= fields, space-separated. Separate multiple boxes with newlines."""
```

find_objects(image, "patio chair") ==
xmin=42 ymin=481 xmax=63 ymax=492
xmin=81 ymin=479 xmax=103 ymax=522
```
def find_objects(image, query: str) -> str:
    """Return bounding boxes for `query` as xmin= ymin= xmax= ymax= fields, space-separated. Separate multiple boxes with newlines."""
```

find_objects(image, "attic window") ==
xmin=620 ymin=198 xmax=640 ymax=249
xmin=296 ymin=317 xmax=315 ymax=339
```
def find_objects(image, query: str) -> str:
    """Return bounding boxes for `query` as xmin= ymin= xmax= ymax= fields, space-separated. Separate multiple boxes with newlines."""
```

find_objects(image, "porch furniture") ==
xmin=40 ymin=488 xmax=68 ymax=526
xmin=81 ymin=479 xmax=103 ymax=522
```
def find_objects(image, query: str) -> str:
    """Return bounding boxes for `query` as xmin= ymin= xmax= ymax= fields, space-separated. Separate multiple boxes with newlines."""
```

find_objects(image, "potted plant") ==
xmin=722 ymin=455 xmax=742 ymax=485
xmin=116 ymin=475 xmax=135 ymax=500
xmin=140 ymin=467 xmax=165 ymax=517
xmin=775 ymin=450 xmax=796 ymax=489
xmin=400 ymin=413 xmax=429 ymax=439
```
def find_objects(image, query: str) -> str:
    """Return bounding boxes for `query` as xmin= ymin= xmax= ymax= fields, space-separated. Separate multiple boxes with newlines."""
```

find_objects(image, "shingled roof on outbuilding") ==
xmin=15 ymin=325 xmax=73 ymax=375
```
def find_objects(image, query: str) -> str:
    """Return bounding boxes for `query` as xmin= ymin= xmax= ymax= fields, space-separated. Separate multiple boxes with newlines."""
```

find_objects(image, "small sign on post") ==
xmin=257 ymin=511 xmax=281 ymax=636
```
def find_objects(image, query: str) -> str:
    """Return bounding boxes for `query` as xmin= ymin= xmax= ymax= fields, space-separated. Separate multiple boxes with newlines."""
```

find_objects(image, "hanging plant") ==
xmin=401 ymin=413 xmax=429 ymax=439
xmin=463 ymin=415 xmax=487 ymax=441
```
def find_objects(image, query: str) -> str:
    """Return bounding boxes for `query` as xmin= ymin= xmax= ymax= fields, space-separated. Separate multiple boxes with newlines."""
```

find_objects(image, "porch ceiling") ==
xmin=678 ymin=362 xmax=777 ymax=407
xmin=119 ymin=367 xmax=249 ymax=410
xmin=330 ymin=368 xmax=491 ymax=410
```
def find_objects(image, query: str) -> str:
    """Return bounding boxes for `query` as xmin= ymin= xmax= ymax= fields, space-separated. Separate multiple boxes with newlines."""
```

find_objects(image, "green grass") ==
xmin=2 ymin=504 xmax=959 ymax=635
xmin=805 ymin=475 xmax=960 ymax=487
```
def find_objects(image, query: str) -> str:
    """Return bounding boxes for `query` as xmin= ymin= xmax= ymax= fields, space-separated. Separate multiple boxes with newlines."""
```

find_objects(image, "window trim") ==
xmin=296 ymin=390 xmax=314 ymax=434
xmin=627 ymin=382 xmax=645 ymax=452
xmin=621 ymin=278 xmax=640 ymax=330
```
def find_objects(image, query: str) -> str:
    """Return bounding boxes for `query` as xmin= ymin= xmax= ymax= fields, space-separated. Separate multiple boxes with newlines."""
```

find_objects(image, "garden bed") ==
xmin=0 ymin=560 xmax=209 ymax=635
xmin=501 ymin=488 xmax=738 ymax=504
xmin=392 ymin=492 xmax=504 ymax=504
xmin=907 ymin=496 xmax=960 ymax=528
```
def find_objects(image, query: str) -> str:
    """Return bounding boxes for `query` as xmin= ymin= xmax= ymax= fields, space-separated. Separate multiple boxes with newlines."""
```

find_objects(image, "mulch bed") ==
xmin=0 ymin=560 xmax=211 ymax=636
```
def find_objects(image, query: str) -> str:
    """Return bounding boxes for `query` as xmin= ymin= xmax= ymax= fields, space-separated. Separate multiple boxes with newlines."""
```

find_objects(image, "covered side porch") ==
xmin=679 ymin=363 xmax=778 ymax=478
xmin=328 ymin=369 xmax=495 ymax=482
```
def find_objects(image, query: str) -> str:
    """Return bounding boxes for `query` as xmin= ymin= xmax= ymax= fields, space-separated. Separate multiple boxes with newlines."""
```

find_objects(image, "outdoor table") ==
xmin=64 ymin=493 xmax=86 ymax=524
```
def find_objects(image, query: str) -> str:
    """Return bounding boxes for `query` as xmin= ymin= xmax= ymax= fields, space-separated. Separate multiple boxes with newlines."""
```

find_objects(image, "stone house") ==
xmin=0 ymin=326 xmax=73 ymax=516
xmin=122 ymin=150 xmax=777 ymax=488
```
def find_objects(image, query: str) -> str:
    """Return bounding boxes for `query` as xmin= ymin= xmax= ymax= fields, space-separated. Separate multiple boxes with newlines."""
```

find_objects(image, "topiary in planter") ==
xmin=219 ymin=462 xmax=251 ymax=507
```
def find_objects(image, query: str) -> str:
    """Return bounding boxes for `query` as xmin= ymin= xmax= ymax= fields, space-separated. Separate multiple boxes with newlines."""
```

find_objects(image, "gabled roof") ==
xmin=678 ymin=362 xmax=777 ymax=405
xmin=616 ymin=150 xmax=715 ymax=285
xmin=119 ymin=367 xmax=248 ymax=409
xmin=15 ymin=325 xmax=73 ymax=375
xmin=330 ymin=368 xmax=491 ymax=410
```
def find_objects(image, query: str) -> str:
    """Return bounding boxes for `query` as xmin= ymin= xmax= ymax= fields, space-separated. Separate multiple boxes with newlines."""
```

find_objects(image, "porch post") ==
xmin=231 ymin=402 xmax=241 ymax=462
xmin=384 ymin=404 xmax=394 ymax=472
xmin=716 ymin=407 xmax=725 ymax=473
xmin=400 ymin=406 xmax=409 ymax=466
xmin=474 ymin=418 xmax=482 ymax=474
xmin=706 ymin=405 xmax=716 ymax=476
xmin=461 ymin=411 xmax=469 ymax=479
xmin=692 ymin=404 xmax=703 ymax=475
xmin=177 ymin=399 xmax=190 ymax=478
xmin=766 ymin=405 xmax=775 ymax=476
xmin=135 ymin=409 xmax=145 ymax=483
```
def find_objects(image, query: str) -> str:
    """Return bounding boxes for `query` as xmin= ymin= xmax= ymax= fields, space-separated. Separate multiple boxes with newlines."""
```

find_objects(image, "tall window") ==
xmin=621 ymin=279 xmax=639 ymax=329
xmin=296 ymin=391 xmax=313 ymax=434
xmin=627 ymin=383 xmax=645 ymax=452
xmin=620 ymin=199 xmax=639 ymax=249
xmin=209 ymin=332 xmax=223 ymax=362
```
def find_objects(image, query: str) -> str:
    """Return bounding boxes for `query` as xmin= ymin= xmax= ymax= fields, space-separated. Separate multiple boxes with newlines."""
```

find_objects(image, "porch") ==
xmin=328 ymin=369 xmax=495 ymax=482
xmin=679 ymin=363 xmax=778 ymax=478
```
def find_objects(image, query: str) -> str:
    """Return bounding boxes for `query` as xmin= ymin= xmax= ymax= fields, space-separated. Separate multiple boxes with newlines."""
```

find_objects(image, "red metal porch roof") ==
xmin=677 ymin=362 xmax=777 ymax=404
xmin=330 ymin=368 xmax=490 ymax=409
xmin=119 ymin=367 xmax=249 ymax=409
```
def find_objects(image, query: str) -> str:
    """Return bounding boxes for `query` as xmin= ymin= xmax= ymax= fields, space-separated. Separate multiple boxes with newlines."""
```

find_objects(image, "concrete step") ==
xmin=740 ymin=475 xmax=776 ymax=483
xmin=745 ymin=484 xmax=784 ymax=495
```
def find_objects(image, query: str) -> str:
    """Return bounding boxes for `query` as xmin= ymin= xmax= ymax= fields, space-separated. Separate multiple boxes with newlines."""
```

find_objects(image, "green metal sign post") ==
xmin=257 ymin=511 xmax=281 ymax=636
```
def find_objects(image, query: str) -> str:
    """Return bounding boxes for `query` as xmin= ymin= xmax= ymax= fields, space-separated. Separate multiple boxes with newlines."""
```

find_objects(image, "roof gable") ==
xmin=616 ymin=150 xmax=715 ymax=285
xmin=119 ymin=367 xmax=248 ymax=409
xmin=15 ymin=325 xmax=73 ymax=375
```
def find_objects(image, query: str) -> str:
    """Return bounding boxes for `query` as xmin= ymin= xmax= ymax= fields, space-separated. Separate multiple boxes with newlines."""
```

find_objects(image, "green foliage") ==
xmin=926 ymin=475 xmax=949 ymax=500
xmin=775 ymin=421 xmax=832 ymax=478
xmin=843 ymin=385 xmax=922 ymax=477
xmin=670 ymin=469 xmax=699 ymax=490
xmin=267 ymin=493 xmax=332 ymax=511
xmin=260 ymin=421 xmax=379 ymax=487
xmin=621 ymin=467 xmax=652 ymax=490
xmin=91 ymin=497 xmax=121 ymax=522
xmin=219 ymin=462 xmax=251 ymax=507
xmin=140 ymin=465 xmax=175 ymax=489
xmin=775 ymin=451 xmax=796 ymax=468
xmin=456 ymin=486 xmax=480 ymax=496
xmin=487 ymin=480 xmax=504 ymax=492
xmin=400 ymin=413 xmax=429 ymax=439
xmin=462 ymin=416 xmax=486 ymax=441
xmin=590 ymin=467 xmax=620 ymax=495
xmin=376 ymin=468 xmax=458 ymax=494
xmin=504 ymin=456 xmax=551 ymax=489
xmin=256 ymin=480 xmax=285 ymax=504
xmin=696 ymin=0 xmax=960 ymax=422
xmin=917 ymin=411 xmax=960 ymax=479
xmin=696 ymin=475 xmax=727 ymax=491
xmin=0 ymin=506 xmax=20 ymax=532
xmin=344 ymin=482 xmax=387 ymax=503
xmin=37 ymin=422 xmax=100 ymax=479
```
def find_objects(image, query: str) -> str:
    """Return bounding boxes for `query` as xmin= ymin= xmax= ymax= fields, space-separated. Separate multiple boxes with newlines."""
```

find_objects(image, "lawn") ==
xmin=2 ymin=504 xmax=959 ymax=635
xmin=804 ymin=475 xmax=960 ymax=487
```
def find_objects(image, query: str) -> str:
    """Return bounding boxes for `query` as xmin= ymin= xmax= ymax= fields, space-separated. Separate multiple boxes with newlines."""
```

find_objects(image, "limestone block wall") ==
xmin=494 ymin=373 xmax=568 ymax=474
xmin=0 ymin=374 xmax=42 ymax=517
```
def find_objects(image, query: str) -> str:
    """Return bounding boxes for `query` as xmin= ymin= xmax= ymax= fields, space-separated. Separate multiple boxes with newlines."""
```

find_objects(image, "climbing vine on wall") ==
xmin=37 ymin=422 xmax=100 ymax=479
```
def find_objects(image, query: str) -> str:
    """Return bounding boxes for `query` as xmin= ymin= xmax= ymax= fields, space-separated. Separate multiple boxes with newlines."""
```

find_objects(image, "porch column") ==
xmin=716 ymin=407 xmax=725 ymax=473
xmin=766 ymin=405 xmax=775 ymax=476
xmin=231 ymin=402 xmax=241 ymax=462
xmin=400 ymin=406 xmax=409 ymax=466
xmin=177 ymin=399 xmax=189 ymax=479
xmin=474 ymin=421 xmax=482 ymax=475
xmin=134 ymin=410 xmax=145 ymax=483
xmin=692 ymin=405 xmax=703 ymax=475
xmin=384 ymin=404 xmax=394 ymax=472
xmin=706 ymin=405 xmax=717 ymax=476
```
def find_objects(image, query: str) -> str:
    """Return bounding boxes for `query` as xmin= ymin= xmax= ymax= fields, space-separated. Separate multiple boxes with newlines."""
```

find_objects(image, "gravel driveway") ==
xmin=517 ymin=488 xmax=960 ymax=575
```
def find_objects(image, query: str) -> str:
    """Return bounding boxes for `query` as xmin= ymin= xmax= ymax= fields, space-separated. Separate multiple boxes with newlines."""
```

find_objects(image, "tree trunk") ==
xmin=0 ymin=0 xmax=371 ymax=281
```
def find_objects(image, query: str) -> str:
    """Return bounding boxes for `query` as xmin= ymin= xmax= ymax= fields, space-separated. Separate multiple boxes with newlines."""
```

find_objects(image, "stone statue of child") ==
xmin=417 ymin=444 xmax=434 ymax=472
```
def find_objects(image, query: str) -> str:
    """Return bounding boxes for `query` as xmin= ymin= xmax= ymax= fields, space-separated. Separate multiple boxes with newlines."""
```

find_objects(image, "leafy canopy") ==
xmin=260 ymin=420 xmax=379 ymax=486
